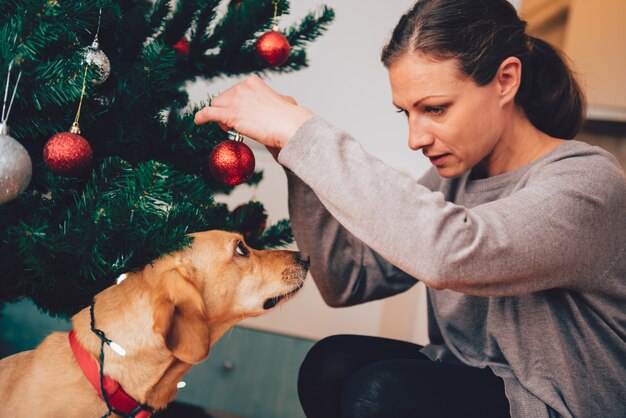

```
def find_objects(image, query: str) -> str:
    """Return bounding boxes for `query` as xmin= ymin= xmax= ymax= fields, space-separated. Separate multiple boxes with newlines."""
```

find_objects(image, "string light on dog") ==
xmin=176 ymin=381 xmax=187 ymax=389
xmin=116 ymin=273 xmax=127 ymax=285
xmin=109 ymin=341 xmax=127 ymax=357
xmin=90 ymin=304 xmax=127 ymax=356
xmin=109 ymin=276 xmax=129 ymax=362
xmin=90 ymin=303 xmax=154 ymax=418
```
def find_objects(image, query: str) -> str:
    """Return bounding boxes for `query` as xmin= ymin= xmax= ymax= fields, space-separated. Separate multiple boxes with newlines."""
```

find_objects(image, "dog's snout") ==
xmin=294 ymin=252 xmax=310 ymax=270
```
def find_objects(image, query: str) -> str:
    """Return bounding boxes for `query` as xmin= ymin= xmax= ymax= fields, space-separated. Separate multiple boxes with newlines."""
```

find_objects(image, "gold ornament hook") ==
xmin=71 ymin=65 xmax=89 ymax=132
xmin=271 ymin=0 xmax=281 ymax=31
xmin=227 ymin=129 xmax=244 ymax=142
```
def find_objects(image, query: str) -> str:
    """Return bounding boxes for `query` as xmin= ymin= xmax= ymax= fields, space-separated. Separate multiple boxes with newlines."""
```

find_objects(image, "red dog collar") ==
xmin=69 ymin=330 xmax=152 ymax=418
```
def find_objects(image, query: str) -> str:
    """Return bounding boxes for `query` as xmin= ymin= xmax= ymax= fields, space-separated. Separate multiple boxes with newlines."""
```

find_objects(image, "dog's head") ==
xmin=149 ymin=230 xmax=308 ymax=364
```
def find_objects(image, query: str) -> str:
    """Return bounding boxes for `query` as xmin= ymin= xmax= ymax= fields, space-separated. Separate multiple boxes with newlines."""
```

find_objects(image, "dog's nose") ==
xmin=294 ymin=252 xmax=310 ymax=270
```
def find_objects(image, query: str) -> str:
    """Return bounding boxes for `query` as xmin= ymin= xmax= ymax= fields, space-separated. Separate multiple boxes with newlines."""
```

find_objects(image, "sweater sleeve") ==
xmin=278 ymin=116 xmax=626 ymax=297
xmin=284 ymin=169 xmax=420 ymax=307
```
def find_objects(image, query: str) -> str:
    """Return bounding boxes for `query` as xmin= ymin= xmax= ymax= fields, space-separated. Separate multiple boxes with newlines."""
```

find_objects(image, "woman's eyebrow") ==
xmin=393 ymin=94 xmax=449 ymax=109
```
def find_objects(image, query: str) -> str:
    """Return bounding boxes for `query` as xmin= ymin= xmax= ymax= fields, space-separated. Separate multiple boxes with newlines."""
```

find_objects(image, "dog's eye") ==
xmin=235 ymin=241 xmax=249 ymax=257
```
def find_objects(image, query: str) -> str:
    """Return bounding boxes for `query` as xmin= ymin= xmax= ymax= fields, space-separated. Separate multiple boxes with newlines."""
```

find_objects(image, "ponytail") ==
xmin=516 ymin=36 xmax=586 ymax=139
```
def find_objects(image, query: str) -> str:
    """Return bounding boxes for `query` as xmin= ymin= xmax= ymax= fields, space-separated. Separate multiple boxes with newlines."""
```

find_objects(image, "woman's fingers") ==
xmin=194 ymin=105 xmax=230 ymax=126
xmin=217 ymin=122 xmax=231 ymax=132
xmin=193 ymin=76 xmax=312 ymax=148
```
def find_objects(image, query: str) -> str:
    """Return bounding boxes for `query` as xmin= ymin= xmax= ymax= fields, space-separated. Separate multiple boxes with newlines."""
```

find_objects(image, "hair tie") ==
xmin=525 ymin=35 xmax=535 ymax=52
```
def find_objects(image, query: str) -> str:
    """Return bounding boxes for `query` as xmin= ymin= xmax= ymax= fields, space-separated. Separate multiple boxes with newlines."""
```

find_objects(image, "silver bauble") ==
xmin=0 ymin=123 xmax=32 ymax=205
xmin=81 ymin=41 xmax=111 ymax=85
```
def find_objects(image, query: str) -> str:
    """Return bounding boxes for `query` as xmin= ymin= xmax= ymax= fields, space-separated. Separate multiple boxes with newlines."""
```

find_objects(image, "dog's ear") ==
xmin=153 ymin=265 xmax=211 ymax=364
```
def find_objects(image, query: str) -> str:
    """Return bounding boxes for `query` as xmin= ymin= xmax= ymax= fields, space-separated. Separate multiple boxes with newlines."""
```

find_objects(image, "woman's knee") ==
xmin=299 ymin=334 xmax=356 ymax=387
xmin=299 ymin=333 xmax=424 ymax=393
xmin=298 ymin=335 xmax=362 ymax=417
xmin=340 ymin=363 xmax=397 ymax=418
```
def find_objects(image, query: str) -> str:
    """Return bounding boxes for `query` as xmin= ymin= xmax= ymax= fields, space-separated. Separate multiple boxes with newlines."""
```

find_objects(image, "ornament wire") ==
xmin=272 ymin=0 xmax=281 ymax=30
xmin=93 ymin=8 xmax=103 ymax=45
xmin=73 ymin=65 xmax=90 ymax=128
xmin=273 ymin=0 xmax=279 ymax=18
xmin=1 ymin=60 xmax=22 ymax=124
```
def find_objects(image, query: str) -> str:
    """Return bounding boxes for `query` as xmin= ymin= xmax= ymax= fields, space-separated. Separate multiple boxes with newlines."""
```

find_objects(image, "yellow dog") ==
xmin=0 ymin=230 xmax=308 ymax=417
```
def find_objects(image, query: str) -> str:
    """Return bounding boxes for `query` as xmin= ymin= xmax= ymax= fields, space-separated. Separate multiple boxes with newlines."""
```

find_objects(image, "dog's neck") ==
xmin=71 ymin=277 xmax=192 ymax=410
xmin=70 ymin=270 xmax=247 ymax=411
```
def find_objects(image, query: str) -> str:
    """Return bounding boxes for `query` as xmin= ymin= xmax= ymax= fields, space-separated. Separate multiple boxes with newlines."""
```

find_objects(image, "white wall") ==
xmin=189 ymin=0 xmax=426 ymax=177
xmin=189 ymin=0 xmax=520 ymax=176
xmin=189 ymin=0 xmax=431 ymax=343
xmin=188 ymin=0 xmax=520 ymax=343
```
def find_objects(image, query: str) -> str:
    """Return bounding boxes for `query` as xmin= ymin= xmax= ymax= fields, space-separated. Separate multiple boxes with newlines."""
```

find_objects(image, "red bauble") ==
xmin=173 ymin=37 xmax=190 ymax=56
xmin=229 ymin=0 xmax=242 ymax=8
xmin=208 ymin=140 xmax=255 ymax=186
xmin=43 ymin=132 xmax=93 ymax=177
xmin=255 ymin=30 xmax=290 ymax=67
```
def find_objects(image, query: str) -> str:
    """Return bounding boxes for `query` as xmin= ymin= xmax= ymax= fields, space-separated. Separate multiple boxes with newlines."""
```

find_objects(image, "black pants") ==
xmin=298 ymin=335 xmax=510 ymax=418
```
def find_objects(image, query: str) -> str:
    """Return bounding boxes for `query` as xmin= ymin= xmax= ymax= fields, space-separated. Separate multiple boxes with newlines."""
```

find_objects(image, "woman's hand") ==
xmin=194 ymin=75 xmax=314 ymax=150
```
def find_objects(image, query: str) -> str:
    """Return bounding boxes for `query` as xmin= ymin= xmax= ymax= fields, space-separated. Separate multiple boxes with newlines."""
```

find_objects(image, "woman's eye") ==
xmin=425 ymin=105 xmax=447 ymax=115
xmin=235 ymin=241 xmax=249 ymax=257
xmin=395 ymin=108 xmax=408 ymax=117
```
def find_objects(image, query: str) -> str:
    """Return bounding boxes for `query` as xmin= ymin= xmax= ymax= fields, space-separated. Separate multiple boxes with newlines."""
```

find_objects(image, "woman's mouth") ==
xmin=428 ymin=153 xmax=449 ymax=167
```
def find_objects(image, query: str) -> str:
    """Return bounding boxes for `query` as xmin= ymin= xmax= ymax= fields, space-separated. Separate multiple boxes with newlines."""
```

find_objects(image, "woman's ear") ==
xmin=496 ymin=56 xmax=522 ymax=106
xmin=153 ymin=267 xmax=211 ymax=364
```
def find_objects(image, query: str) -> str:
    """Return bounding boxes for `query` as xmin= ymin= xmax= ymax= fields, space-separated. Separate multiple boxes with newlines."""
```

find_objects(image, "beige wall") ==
xmin=563 ymin=0 xmax=626 ymax=120
xmin=522 ymin=0 xmax=626 ymax=121
xmin=521 ymin=0 xmax=626 ymax=170
xmin=520 ymin=0 xmax=570 ymax=46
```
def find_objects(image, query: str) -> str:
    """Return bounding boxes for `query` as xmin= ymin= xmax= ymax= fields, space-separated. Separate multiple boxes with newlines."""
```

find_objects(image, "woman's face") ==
xmin=388 ymin=52 xmax=505 ymax=178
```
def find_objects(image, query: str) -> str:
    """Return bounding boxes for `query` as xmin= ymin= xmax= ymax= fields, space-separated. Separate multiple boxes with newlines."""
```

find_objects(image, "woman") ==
xmin=194 ymin=0 xmax=626 ymax=417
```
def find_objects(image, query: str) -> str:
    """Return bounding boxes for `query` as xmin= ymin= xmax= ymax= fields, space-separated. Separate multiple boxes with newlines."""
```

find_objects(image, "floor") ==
xmin=155 ymin=402 xmax=246 ymax=418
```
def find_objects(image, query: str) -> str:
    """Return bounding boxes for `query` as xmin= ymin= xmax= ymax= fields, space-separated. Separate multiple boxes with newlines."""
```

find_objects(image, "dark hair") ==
xmin=381 ymin=0 xmax=586 ymax=139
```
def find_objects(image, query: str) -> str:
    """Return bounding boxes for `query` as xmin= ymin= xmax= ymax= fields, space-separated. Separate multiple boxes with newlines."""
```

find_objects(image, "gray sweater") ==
xmin=278 ymin=116 xmax=626 ymax=418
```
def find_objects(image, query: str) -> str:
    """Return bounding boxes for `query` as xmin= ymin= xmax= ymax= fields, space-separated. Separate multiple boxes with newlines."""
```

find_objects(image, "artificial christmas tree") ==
xmin=0 ymin=0 xmax=333 ymax=317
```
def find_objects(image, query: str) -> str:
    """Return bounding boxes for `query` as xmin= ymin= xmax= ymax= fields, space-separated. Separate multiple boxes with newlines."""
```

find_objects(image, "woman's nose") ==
xmin=408 ymin=123 xmax=434 ymax=151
